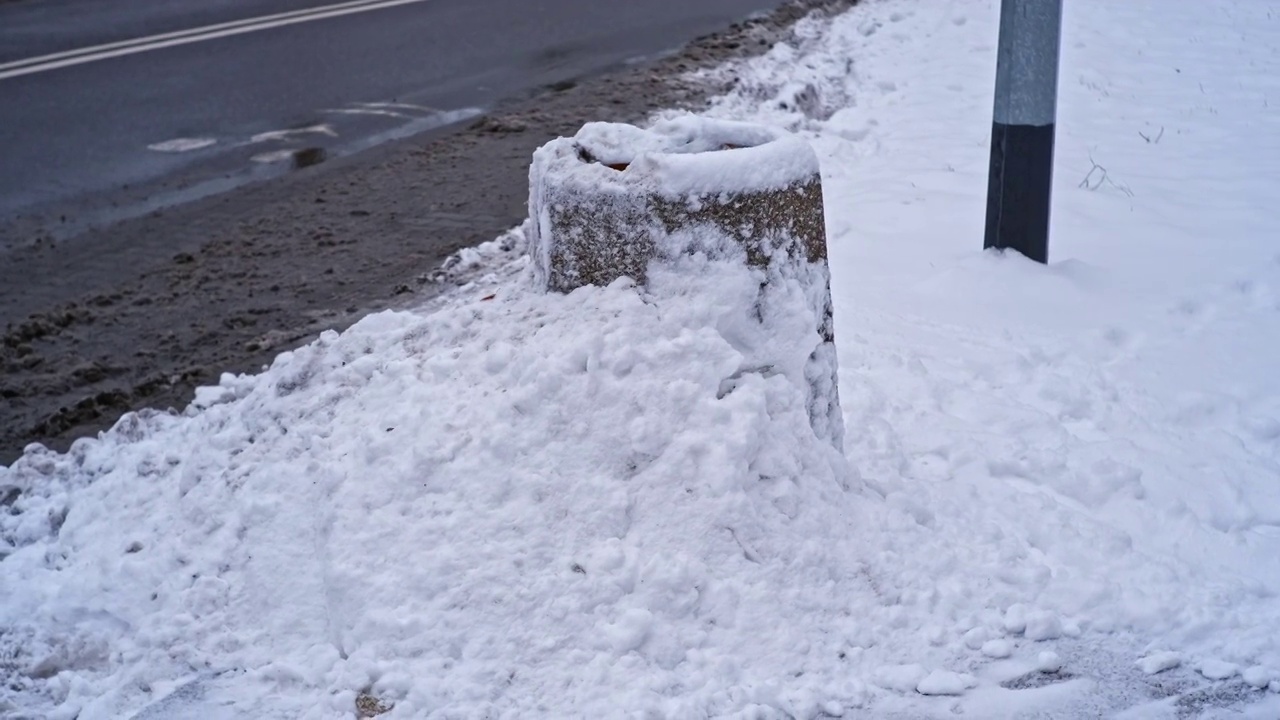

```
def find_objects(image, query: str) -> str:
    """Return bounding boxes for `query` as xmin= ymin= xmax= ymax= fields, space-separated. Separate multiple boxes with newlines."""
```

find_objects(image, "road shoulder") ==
xmin=0 ymin=1 xmax=855 ymax=464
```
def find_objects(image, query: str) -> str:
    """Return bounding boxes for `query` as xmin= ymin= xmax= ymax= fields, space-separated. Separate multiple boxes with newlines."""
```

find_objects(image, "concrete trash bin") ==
xmin=527 ymin=116 xmax=843 ymax=451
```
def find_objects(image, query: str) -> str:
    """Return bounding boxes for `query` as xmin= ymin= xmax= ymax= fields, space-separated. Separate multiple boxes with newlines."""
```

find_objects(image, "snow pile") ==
xmin=5 ymin=0 xmax=1280 ymax=717
xmin=692 ymin=0 xmax=1280 ymax=712
xmin=0 ymin=246 xmax=875 ymax=718
xmin=529 ymin=117 xmax=842 ymax=450
xmin=527 ymin=117 xmax=826 ymax=294
xmin=532 ymin=116 xmax=819 ymax=198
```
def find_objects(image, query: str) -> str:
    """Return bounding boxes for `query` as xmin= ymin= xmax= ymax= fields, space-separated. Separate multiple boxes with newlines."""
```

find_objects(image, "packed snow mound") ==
xmin=6 ymin=0 xmax=1280 ymax=717
xmin=527 ymin=116 xmax=842 ymax=450
xmin=0 ymin=251 xmax=871 ymax=719
xmin=687 ymin=0 xmax=1280 ymax=711
xmin=534 ymin=116 xmax=821 ymax=199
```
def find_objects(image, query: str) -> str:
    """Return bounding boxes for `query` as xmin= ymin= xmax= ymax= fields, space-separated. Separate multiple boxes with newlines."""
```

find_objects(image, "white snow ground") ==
xmin=4 ymin=0 xmax=1280 ymax=718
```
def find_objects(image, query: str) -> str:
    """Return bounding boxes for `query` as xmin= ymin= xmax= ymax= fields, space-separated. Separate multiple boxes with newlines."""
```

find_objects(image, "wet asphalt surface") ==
xmin=0 ymin=0 xmax=854 ymax=464
xmin=0 ymin=0 xmax=785 ymax=231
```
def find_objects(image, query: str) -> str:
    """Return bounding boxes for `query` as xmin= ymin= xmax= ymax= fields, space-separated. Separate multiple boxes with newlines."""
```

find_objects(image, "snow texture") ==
xmin=1138 ymin=651 xmax=1184 ymax=676
xmin=0 ymin=249 xmax=860 ymax=719
xmin=1038 ymin=651 xmax=1062 ymax=674
xmin=5 ymin=0 xmax=1280 ymax=717
xmin=535 ymin=116 xmax=820 ymax=199
xmin=981 ymin=640 xmax=1014 ymax=659
xmin=915 ymin=670 xmax=977 ymax=696
xmin=1198 ymin=659 xmax=1240 ymax=682
xmin=528 ymin=117 xmax=843 ymax=451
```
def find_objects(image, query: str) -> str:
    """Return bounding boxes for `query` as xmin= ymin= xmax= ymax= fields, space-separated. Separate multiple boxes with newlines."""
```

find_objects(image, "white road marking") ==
xmin=323 ymin=108 xmax=411 ymax=119
xmin=250 ymin=124 xmax=337 ymax=143
xmin=0 ymin=0 xmax=392 ymax=72
xmin=357 ymin=101 xmax=439 ymax=112
xmin=251 ymin=149 xmax=300 ymax=163
xmin=147 ymin=137 xmax=218 ymax=152
xmin=0 ymin=0 xmax=434 ymax=81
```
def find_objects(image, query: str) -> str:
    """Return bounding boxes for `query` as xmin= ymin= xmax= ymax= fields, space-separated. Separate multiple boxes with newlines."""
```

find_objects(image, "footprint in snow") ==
xmin=1230 ymin=278 xmax=1275 ymax=312
xmin=1100 ymin=326 xmax=1142 ymax=362
xmin=1169 ymin=298 xmax=1215 ymax=334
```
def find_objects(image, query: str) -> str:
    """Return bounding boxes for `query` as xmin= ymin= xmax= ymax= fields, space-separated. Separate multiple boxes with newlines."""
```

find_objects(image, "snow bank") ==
xmin=691 ymin=0 xmax=1280 ymax=713
xmin=529 ymin=117 xmax=843 ymax=450
xmin=5 ymin=0 xmax=1280 ymax=717
xmin=533 ymin=116 xmax=820 ymax=200
xmin=0 ymin=243 xmax=873 ymax=718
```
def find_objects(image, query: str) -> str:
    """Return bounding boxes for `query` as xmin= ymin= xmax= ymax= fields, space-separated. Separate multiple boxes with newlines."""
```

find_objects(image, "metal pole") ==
xmin=984 ymin=0 xmax=1063 ymax=264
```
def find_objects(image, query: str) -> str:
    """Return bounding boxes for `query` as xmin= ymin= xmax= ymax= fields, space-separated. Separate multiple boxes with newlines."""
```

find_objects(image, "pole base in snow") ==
xmin=985 ymin=122 xmax=1055 ymax=264
xmin=984 ymin=0 xmax=1063 ymax=265
xmin=527 ymin=118 xmax=844 ymax=451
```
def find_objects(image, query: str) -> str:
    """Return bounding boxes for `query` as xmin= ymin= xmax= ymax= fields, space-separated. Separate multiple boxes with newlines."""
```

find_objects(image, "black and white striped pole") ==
xmin=984 ymin=0 xmax=1063 ymax=264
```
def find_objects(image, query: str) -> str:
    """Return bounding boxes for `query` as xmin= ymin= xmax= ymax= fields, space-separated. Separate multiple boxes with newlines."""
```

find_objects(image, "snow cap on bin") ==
xmin=560 ymin=116 xmax=820 ymax=197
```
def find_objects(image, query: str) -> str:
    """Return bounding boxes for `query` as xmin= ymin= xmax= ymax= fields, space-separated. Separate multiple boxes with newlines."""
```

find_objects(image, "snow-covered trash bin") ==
xmin=528 ymin=117 xmax=843 ymax=450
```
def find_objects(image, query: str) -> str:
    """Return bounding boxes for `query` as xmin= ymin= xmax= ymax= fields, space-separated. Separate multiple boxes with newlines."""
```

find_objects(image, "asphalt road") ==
xmin=0 ymin=0 xmax=784 ymax=241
